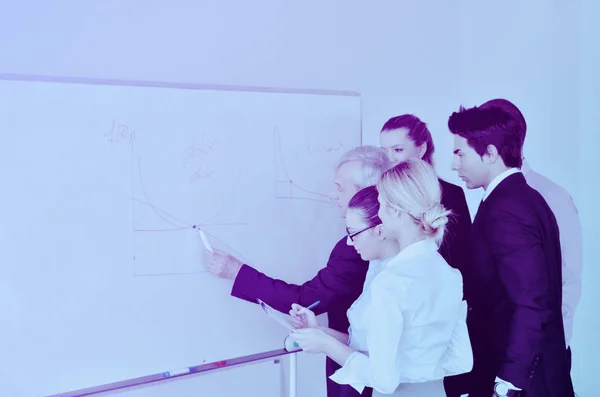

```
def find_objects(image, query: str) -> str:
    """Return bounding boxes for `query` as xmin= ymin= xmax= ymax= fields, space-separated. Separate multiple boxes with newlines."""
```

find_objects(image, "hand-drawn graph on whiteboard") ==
xmin=1 ymin=74 xmax=362 ymax=397
xmin=117 ymin=120 xmax=248 ymax=276
xmin=274 ymin=127 xmax=344 ymax=204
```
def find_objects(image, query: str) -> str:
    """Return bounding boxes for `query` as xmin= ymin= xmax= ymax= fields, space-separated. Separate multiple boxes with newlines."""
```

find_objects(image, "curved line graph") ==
xmin=136 ymin=156 xmax=191 ymax=229
xmin=195 ymin=157 xmax=245 ymax=226
xmin=131 ymin=152 xmax=251 ymax=266
xmin=131 ymin=197 xmax=246 ymax=231
xmin=132 ymin=197 xmax=250 ymax=263
xmin=273 ymin=128 xmax=332 ymax=204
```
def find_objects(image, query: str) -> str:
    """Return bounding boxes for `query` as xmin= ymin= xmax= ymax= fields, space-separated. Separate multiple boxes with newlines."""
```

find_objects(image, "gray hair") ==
xmin=336 ymin=145 xmax=392 ymax=189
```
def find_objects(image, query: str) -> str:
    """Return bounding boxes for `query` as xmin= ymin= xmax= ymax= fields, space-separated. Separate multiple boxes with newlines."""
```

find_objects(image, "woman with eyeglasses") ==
xmin=289 ymin=160 xmax=473 ymax=397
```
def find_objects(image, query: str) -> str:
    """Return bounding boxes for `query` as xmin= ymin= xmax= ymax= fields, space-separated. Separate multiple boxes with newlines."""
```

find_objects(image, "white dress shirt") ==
xmin=482 ymin=167 xmax=521 ymax=202
xmin=522 ymin=159 xmax=582 ymax=347
xmin=329 ymin=239 xmax=473 ymax=394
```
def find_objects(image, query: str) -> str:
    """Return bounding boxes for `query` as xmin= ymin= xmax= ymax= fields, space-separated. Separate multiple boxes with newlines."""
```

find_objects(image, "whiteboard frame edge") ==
xmin=0 ymin=72 xmax=361 ymax=98
xmin=0 ymin=71 xmax=364 ymax=154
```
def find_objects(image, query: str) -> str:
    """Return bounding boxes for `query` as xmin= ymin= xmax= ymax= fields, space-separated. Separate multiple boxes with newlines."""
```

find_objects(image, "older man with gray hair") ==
xmin=205 ymin=145 xmax=391 ymax=397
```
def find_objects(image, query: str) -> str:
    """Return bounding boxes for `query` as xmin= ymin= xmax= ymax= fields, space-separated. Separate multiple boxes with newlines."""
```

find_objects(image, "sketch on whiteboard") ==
xmin=131 ymin=153 xmax=250 ymax=270
xmin=273 ymin=127 xmax=333 ymax=204
xmin=102 ymin=120 xmax=248 ymax=275
xmin=132 ymin=156 xmax=244 ymax=232
xmin=103 ymin=119 xmax=137 ymax=147
xmin=307 ymin=141 xmax=345 ymax=154
xmin=180 ymin=135 xmax=219 ymax=182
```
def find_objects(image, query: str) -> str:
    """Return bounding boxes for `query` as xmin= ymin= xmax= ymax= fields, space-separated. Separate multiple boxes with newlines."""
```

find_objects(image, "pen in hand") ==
xmin=290 ymin=301 xmax=320 ymax=329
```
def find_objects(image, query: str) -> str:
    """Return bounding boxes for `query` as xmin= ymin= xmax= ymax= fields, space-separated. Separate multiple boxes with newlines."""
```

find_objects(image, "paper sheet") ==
xmin=257 ymin=299 xmax=297 ymax=331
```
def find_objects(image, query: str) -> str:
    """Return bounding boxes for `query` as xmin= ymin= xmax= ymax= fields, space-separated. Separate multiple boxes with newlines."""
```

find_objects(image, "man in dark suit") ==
xmin=447 ymin=104 xmax=573 ymax=397
xmin=206 ymin=145 xmax=391 ymax=397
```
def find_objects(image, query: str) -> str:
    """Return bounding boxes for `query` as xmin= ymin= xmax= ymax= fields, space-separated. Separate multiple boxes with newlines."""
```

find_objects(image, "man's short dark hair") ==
xmin=448 ymin=104 xmax=524 ymax=168
xmin=480 ymin=98 xmax=527 ymax=146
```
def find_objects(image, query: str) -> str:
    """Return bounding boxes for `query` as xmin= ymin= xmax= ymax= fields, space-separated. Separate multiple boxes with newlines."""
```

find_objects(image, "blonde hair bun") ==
xmin=420 ymin=204 xmax=451 ymax=240
xmin=377 ymin=159 xmax=452 ymax=243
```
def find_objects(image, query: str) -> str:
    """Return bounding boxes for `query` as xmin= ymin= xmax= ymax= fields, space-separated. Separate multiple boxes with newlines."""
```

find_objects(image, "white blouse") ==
xmin=329 ymin=239 xmax=473 ymax=394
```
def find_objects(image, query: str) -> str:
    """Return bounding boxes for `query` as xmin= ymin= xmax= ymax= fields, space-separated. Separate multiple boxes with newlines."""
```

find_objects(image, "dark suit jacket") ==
xmin=438 ymin=179 xmax=473 ymax=396
xmin=231 ymin=180 xmax=471 ymax=397
xmin=464 ymin=173 xmax=572 ymax=397
xmin=439 ymin=178 xmax=472 ymax=275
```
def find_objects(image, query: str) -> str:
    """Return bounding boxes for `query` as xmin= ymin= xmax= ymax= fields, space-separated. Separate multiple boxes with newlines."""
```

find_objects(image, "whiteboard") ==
xmin=0 ymin=76 xmax=361 ymax=396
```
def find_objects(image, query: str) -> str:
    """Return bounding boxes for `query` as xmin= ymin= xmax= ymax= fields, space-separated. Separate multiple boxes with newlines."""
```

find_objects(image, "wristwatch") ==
xmin=494 ymin=381 xmax=521 ymax=396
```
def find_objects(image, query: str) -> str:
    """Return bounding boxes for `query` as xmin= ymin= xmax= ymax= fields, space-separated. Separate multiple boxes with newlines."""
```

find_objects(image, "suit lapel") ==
xmin=472 ymin=173 xmax=525 ymax=228
xmin=473 ymin=198 xmax=487 ymax=226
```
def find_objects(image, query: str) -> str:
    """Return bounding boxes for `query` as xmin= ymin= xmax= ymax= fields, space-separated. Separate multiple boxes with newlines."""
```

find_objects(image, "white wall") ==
xmin=0 ymin=1 xmax=593 ymax=396
xmin=574 ymin=1 xmax=600 ymax=396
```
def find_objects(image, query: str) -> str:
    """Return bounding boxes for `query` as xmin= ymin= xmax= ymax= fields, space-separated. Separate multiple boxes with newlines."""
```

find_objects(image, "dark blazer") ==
xmin=439 ymin=178 xmax=472 ymax=274
xmin=232 ymin=237 xmax=372 ymax=397
xmin=438 ymin=179 xmax=473 ymax=397
xmin=464 ymin=173 xmax=572 ymax=397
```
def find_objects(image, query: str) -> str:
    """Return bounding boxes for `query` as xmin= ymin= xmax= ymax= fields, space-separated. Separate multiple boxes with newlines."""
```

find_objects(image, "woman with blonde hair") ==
xmin=289 ymin=159 xmax=472 ymax=396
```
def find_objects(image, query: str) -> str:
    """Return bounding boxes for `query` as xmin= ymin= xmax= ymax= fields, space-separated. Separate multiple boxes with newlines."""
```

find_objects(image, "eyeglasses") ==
xmin=346 ymin=225 xmax=378 ymax=242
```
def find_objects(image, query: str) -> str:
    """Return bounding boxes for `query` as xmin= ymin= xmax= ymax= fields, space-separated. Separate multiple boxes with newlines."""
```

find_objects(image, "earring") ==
xmin=379 ymin=236 xmax=386 ymax=242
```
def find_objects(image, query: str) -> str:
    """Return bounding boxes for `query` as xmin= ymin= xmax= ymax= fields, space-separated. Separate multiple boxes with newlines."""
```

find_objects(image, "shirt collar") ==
xmin=387 ymin=238 xmax=438 ymax=268
xmin=482 ymin=167 xmax=521 ymax=201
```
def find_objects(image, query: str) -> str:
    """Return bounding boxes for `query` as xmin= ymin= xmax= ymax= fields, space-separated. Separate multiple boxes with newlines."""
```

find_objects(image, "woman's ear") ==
xmin=417 ymin=143 xmax=427 ymax=160
xmin=375 ymin=225 xmax=386 ymax=241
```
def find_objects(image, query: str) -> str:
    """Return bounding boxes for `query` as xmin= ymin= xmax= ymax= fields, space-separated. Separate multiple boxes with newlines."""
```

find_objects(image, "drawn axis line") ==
xmin=273 ymin=128 xmax=331 ymax=204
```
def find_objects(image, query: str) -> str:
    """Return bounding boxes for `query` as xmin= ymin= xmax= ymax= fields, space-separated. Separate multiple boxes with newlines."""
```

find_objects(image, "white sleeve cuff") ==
xmin=495 ymin=376 xmax=522 ymax=390
xmin=328 ymin=352 xmax=369 ymax=393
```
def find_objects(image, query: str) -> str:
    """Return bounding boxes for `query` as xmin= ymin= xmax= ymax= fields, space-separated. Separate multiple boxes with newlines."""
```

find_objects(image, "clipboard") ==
xmin=257 ymin=299 xmax=297 ymax=331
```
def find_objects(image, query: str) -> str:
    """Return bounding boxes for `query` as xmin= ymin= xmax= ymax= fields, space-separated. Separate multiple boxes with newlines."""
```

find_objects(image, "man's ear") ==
xmin=483 ymin=144 xmax=500 ymax=163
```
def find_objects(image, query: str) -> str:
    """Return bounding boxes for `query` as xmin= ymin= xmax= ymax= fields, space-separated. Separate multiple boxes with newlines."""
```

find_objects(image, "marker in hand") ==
xmin=195 ymin=227 xmax=213 ymax=253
